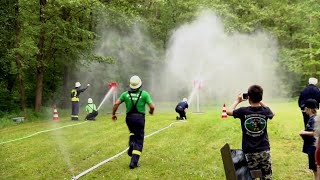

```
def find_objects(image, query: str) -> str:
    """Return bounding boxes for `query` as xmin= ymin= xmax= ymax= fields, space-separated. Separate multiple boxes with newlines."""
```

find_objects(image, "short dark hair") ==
xmin=248 ymin=85 xmax=263 ymax=103
xmin=305 ymin=98 xmax=319 ymax=109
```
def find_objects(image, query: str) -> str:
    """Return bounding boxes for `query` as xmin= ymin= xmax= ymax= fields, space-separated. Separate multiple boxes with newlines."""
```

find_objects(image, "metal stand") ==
xmin=192 ymin=87 xmax=204 ymax=114
xmin=196 ymin=90 xmax=200 ymax=112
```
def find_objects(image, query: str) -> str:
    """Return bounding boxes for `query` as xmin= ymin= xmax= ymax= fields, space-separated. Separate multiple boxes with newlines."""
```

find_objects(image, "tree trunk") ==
xmin=35 ymin=0 xmax=47 ymax=112
xmin=14 ymin=1 xmax=27 ymax=117
xmin=61 ymin=64 xmax=69 ymax=109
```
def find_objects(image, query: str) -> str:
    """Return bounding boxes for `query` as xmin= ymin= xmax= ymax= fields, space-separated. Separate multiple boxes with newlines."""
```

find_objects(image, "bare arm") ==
xmin=300 ymin=130 xmax=315 ymax=137
xmin=226 ymin=94 xmax=243 ymax=116
xmin=226 ymin=101 xmax=240 ymax=116
xmin=148 ymin=103 xmax=155 ymax=115
xmin=112 ymin=99 xmax=122 ymax=121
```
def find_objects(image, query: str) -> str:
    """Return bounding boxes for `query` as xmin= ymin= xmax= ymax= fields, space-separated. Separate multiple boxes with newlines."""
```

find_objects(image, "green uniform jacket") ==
xmin=85 ymin=103 xmax=97 ymax=113
xmin=119 ymin=90 xmax=152 ymax=114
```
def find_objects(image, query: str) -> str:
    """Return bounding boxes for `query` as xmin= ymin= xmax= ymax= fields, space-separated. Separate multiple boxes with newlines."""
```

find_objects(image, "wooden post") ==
xmin=220 ymin=143 xmax=237 ymax=180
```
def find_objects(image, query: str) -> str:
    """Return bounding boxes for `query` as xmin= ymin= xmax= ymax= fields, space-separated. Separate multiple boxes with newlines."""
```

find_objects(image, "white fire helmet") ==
xmin=309 ymin=77 xmax=318 ymax=85
xmin=129 ymin=75 xmax=142 ymax=89
xmin=88 ymin=98 xmax=93 ymax=104
xmin=183 ymin=98 xmax=188 ymax=102
xmin=75 ymin=82 xmax=81 ymax=88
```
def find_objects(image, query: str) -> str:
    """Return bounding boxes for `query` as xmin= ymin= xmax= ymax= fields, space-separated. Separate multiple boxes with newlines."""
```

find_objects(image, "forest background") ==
xmin=1 ymin=0 xmax=319 ymax=118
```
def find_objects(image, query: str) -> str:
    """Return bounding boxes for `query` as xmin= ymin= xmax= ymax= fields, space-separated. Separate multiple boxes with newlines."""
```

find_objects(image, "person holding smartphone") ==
xmin=226 ymin=85 xmax=274 ymax=179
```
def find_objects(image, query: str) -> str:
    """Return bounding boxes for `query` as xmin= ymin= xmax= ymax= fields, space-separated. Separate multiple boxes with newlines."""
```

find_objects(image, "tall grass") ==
xmin=0 ymin=101 xmax=314 ymax=179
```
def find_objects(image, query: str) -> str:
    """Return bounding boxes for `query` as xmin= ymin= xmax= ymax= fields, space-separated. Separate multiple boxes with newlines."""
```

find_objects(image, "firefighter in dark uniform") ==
xmin=175 ymin=97 xmax=188 ymax=120
xmin=112 ymin=75 xmax=155 ymax=169
xmin=71 ymin=82 xmax=90 ymax=120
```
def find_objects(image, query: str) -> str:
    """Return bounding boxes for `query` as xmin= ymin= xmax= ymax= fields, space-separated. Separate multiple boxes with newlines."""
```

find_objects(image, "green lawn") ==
xmin=0 ymin=101 xmax=314 ymax=179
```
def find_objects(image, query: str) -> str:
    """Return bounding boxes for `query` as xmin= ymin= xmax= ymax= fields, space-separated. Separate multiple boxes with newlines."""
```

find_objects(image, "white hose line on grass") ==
xmin=72 ymin=121 xmax=186 ymax=180
xmin=0 ymin=121 xmax=89 ymax=145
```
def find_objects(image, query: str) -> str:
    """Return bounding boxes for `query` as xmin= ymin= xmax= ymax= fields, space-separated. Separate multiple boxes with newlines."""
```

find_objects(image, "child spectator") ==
xmin=226 ymin=85 xmax=274 ymax=179
xmin=300 ymin=98 xmax=319 ymax=179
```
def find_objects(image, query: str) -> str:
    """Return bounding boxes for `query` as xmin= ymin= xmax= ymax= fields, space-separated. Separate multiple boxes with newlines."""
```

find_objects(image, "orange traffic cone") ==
xmin=221 ymin=103 xmax=227 ymax=118
xmin=53 ymin=105 xmax=59 ymax=121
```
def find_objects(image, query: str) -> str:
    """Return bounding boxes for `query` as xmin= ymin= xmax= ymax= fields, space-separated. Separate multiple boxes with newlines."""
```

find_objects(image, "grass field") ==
xmin=0 ymin=101 xmax=315 ymax=179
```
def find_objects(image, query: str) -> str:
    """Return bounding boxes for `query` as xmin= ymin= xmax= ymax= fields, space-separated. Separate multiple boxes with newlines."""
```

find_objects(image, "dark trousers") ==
xmin=175 ymin=106 xmax=186 ymax=119
xmin=302 ymin=111 xmax=309 ymax=128
xmin=85 ymin=111 xmax=98 ymax=120
xmin=72 ymin=101 xmax=79 ymax=120
xmin=126 ymin=113 xmax=145 ymax=164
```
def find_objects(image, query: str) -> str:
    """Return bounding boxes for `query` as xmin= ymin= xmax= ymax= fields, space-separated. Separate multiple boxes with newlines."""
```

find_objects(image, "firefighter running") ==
xmin=111 ymin=75 xmax=155 ymax=169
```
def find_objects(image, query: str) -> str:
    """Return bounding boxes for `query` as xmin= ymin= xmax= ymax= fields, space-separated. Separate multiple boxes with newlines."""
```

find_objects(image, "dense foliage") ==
xmin=0 ymin=0 xmax=319 ymax=116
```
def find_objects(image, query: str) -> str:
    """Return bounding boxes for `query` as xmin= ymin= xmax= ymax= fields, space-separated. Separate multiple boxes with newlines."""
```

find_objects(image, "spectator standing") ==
xmin=298 ymin=77 xmax=320 ymax=128
xmin=226 ymin=85 xmax=274 ymax=179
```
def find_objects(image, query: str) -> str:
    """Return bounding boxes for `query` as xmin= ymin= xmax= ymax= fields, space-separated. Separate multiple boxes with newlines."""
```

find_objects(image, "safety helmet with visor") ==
xmin=129 ymin=75 xmax=142 ymax=89
xmin=75 ymin=82 xmax=81 ymax=88
xmin=88 ymin=98 xmax=93 ymax=104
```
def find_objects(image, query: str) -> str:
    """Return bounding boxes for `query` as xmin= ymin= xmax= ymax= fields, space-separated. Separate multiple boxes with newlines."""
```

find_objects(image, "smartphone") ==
xmin=242 ymin=93 xmax=248 ymax=100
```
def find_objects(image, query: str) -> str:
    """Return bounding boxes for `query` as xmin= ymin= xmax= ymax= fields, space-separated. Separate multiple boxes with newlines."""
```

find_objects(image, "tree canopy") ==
xmin=0 ymin=0 xmax=319 ymax=116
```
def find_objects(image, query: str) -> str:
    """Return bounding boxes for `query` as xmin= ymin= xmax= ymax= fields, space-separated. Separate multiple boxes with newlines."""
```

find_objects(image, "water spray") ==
xmin=190 ymin=79 xmax=203 ymax=113
xmin=97 ymin=82 xmax=117 ymax=110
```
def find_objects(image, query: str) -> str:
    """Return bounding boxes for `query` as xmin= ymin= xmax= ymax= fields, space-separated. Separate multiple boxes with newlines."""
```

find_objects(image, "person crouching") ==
xmin=85 ymin=98 xmax=98 ymax=120
xmin=175 ymin=98 xmax=188 ymax=120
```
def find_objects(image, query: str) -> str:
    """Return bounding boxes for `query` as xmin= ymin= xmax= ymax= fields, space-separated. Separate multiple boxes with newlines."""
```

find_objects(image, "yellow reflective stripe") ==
xmin=71 ymin=89 xmax=79 ymax=101
xmin=71 ymin=89 xmax=77 ymax=96
xmin=71 ymin=97 xmax=79 ymax=101
xmin=132 ymin=150 xmax=141 ymax=155
xmin=71 ymin=115 xmax=79 ymax=117
xmin=130 ymin=133 xmax=134 ymax=136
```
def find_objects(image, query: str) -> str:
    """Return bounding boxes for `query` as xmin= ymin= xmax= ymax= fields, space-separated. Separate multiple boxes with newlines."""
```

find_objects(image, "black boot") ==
xmin=129 ymin=154 xmax=140 ymax=169
xmin=71 ymin=117 xmax=78 ymax=121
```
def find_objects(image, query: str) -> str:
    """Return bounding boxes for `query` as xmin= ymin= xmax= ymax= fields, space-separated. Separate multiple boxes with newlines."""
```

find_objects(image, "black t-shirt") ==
xmin=302 ymin=115 xmax=316 ymax=154
xmin=233 ymin=106 xmax=274 ymax=153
